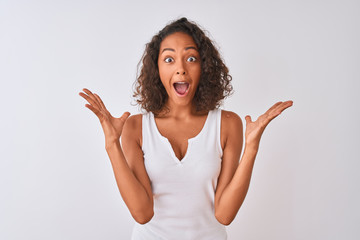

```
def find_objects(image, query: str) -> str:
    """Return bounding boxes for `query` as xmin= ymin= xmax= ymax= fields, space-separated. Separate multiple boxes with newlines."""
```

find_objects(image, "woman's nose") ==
xmin=176 ymin=61 xmax=186 ymax=75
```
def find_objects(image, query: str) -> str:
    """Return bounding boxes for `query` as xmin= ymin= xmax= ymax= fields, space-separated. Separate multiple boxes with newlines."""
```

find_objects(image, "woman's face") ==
xmin=158 ymin=32 xmax=201 ymax=107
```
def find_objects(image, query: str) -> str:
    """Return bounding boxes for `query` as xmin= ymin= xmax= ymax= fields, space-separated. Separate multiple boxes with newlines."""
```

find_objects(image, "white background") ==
xmin=1 ymin=0 xmax=359 ymax=239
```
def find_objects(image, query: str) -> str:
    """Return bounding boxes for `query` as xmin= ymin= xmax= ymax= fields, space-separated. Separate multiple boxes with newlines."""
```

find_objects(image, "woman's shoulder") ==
xmin=124 ymin=113 xmax=143 ymax=129
xmin=220 ymin=109 xmax=242 ymax=125
xmin=220 ymin=109 xmax=243 ymax=147
xmin=122 ymin=113 xmax=143 ymax=145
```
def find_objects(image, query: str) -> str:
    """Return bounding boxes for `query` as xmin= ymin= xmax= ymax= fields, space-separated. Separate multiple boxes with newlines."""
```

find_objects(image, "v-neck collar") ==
xmin=150 ymin=111 xmax=211 ymax=164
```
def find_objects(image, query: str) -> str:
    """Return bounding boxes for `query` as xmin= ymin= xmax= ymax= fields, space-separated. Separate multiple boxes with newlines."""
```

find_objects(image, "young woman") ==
xmin=79 ymin=18 xmax=292 ymax=240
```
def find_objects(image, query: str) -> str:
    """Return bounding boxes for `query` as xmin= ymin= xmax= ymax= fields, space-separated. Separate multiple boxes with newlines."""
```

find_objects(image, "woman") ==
xmin=79 ymin=18 xmax=293 ymax=239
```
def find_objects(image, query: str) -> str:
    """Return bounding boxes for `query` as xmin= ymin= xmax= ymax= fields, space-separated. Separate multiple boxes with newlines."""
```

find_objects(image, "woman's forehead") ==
xmin=160 ymin=32 xmax=197 ymax=50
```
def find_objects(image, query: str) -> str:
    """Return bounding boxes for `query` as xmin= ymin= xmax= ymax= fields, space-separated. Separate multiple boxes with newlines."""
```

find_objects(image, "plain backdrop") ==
xmin=1 ymin=0 xmax=359 ymax=239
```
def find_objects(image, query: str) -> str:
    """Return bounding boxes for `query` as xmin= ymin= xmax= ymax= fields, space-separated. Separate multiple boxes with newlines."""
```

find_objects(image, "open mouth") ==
xmin=173 ymin=82 xmax=190 ymax=96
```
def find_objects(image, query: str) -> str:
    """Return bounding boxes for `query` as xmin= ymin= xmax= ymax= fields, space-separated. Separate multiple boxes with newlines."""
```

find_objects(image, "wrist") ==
xmin=105 ymin=139 xmax=121 ymax=151
xmin=244 ymin=141 xmax=259 ymax=154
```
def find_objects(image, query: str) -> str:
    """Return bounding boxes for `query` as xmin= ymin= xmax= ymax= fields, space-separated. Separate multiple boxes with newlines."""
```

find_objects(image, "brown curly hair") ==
xmin=133 ymin=17 xmax=233 ymax=114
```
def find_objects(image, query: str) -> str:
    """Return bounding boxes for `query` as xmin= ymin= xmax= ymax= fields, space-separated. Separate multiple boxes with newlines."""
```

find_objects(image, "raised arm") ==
xmin=119 ymin=114 xmax=154 ymax=223
xmin=214 ymin=101 xmax=293 ymax=225
xmin=79 ymin=88 xmax=153 ymax=224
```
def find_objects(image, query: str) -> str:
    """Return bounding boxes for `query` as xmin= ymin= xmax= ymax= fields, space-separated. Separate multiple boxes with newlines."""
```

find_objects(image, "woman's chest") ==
xmin=154 ymin=116 xmax=207 ymax=161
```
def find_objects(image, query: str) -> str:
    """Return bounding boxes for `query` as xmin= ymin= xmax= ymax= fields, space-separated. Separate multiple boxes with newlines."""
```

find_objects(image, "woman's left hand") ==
xmin=244 ymin=101 xmax=293 ymax=150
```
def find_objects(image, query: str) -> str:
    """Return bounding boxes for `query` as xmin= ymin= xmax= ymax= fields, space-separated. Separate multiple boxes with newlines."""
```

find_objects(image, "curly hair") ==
xmin=133 ymin=17 xmax=233 ymax=114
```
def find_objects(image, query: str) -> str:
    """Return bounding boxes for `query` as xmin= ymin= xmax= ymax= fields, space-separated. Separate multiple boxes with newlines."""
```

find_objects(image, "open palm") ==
xmin=79 ymin=88 xmax=130 ymax=145
xmin=245 ymin=101 xmax=293 ymax=147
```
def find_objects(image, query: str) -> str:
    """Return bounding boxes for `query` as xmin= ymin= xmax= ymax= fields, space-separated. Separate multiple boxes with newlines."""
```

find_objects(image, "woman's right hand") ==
xmin=79 ymin=88 xmax=130 ymax=147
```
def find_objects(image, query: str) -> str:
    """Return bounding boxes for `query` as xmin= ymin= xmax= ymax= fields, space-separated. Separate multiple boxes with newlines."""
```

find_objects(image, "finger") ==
xmin=79 ymin=92 xmax=101 ymax=110
xmin=272 ymin=100 xmax=293 ymax=115
xmin=279 ymin=100 xmax=293 ymax=112
xmin=81 ymin=88 xmax=101 ymax=109
xmin=265 ymin=101 xmax=283 ymax=115
xmin=267 ymin=100 xmax=293 ymax=121
xmin=79 ymin=90 xmax=99 ymax=107
xmin=85 ymin=104 xmax=102 ymax=119
xmin=120 ymin=112 xmax=131 ymax=122
xmin=93 ymin=93 xmax=107 ymax=111
xmin=245 ymin=115 xmax=252 ymax=125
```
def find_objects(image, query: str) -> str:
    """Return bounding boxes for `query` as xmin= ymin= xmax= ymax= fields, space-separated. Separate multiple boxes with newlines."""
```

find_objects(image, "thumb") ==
xmin=120 ymin=111 xmax=131 ymax=122
xmin=245 ymin=115 xmax=252 ymax=125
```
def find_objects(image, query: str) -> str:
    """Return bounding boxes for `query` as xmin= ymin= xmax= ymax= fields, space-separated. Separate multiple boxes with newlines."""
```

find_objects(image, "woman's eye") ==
xmin=164 ymin=57 xmax=174 ymax=63
xmin=187 ymin=56 xmax=196 ymax=62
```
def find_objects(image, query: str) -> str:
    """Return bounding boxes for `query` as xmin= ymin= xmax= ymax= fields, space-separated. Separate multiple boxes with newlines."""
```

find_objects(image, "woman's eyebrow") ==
xmin=185 ymin=46 xmax=198 ymax=51
xmin=161 ymin=46 xmax=198 ymax=54
xmin=161 ymin=48 xmax=175 ymax=54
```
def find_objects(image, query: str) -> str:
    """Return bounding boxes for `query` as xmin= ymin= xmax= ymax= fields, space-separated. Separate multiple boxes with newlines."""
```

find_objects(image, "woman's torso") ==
xmin=131 ymin=108 xmax=227 ymax=240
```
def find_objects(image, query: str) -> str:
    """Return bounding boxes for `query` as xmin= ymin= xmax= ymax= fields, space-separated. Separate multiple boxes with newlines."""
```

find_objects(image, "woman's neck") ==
xmin=156 ymin=101 xmax=206 ymax=119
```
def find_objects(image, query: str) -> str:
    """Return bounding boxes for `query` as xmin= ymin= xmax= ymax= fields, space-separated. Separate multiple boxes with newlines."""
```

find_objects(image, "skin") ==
xmin=155 ymin=32 xmax=206 ymax=160
xmin=78 ymin=32 xmax=293 ymax=225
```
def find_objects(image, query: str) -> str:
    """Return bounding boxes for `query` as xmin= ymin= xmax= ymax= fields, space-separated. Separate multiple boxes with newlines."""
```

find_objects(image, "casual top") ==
xmin=131 ymin=108 xmax=227 ymax=240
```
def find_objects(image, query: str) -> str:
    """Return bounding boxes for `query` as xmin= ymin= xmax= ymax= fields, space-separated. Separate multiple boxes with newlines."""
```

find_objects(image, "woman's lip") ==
xmin=173 ymin=82 xmax=190 ymax=97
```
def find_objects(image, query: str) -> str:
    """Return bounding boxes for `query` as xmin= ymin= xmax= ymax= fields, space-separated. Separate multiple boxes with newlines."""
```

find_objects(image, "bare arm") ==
xmin=215 ymin=101 xmax=293 ymax=225
xmin=117 ymin=114 xmax=154 ymax=224
xmin=79 ymin=88 xmax=153 ymax=224
xmin=106 ymin=139 xmax=153 ymax=224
